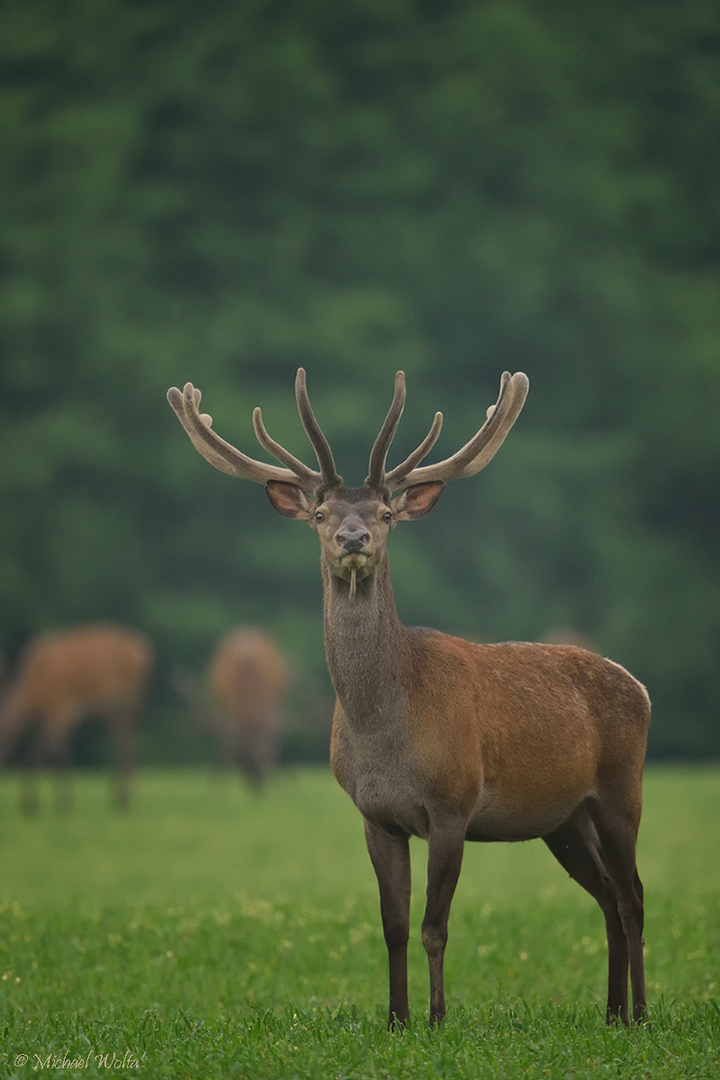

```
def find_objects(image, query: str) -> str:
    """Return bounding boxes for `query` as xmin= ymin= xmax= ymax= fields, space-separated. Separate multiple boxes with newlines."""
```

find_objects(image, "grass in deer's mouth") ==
xmin=339 ymin=553 xmax=370 ymax=597
xmin=340 ymin=552 xmax=370 ymax=570
xmin=0 ymin=765 xmax=717 ymax=1079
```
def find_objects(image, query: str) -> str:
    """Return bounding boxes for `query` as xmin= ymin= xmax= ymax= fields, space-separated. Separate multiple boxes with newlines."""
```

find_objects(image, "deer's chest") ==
xmin=330 ymin=715 xmax=430 ymax=838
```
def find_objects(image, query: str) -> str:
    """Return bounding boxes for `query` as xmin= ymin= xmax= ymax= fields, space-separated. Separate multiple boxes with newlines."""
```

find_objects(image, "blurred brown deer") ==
xmin=177 ymin=628 xmax=288 ymax=789
xmin=167 ymin=369 xmax=650 ymax=1028
xmin=0 ymin=623 xmax=153 ymax=811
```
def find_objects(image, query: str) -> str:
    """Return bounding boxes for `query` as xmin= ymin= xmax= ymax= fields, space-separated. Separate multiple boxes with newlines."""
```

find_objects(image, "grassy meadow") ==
xmin=0 ymin=765 xmax=718 ymax=1078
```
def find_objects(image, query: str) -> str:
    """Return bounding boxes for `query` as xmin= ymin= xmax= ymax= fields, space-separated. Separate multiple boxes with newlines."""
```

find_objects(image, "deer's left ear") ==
xmin=392 ymin=481 xmax=446 ymax=521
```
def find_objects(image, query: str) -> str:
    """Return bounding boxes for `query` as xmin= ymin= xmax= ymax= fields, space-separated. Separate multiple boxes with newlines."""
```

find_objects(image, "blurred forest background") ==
xmin=1 ymin=0 xmax=718 ymax=762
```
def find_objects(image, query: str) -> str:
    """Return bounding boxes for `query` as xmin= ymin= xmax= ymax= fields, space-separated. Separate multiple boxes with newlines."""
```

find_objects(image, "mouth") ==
xmin=337 ymin=552 xmax=373 ymax=597
xmin=338 ymin=552 xmax=371 ymax=599
xmin=340 ymin=552 xmax=370 ymax=573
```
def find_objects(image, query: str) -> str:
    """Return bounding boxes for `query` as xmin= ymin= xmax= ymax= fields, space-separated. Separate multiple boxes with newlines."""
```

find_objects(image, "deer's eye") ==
xmin=314 ymin=510 xmax=325 ymax=524
xmin=382 ymin=510 xmax=393 ymax=524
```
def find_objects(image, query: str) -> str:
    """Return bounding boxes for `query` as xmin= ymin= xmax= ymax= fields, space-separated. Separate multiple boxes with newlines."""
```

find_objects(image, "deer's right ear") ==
xmin=265 ymin=481 xmax=316 ymax=520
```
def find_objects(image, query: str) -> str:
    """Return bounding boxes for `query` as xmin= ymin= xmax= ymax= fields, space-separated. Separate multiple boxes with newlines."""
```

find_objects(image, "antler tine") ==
xmin=166 ymin=383 xmax=316 ymax=489
xmin=295 ymin=368 xmax=342 ymax=491
xmin=252 ymin=407 xmax=323 ymax=491
xmin=365 ymin=371 xmax=407 ymax=490
xmin=386 ymin=371 xmax=529 ymax=494
xmin=383 ymin=410 xmax=444 ymax=490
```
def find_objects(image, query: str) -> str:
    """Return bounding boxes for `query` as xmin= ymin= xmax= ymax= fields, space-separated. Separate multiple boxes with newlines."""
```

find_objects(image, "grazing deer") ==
xmin=0 ymin=623 xmax=153 ymax=811
xmin=177 ymin=628 xmax=287 ymax=788
xmin=167 ymin=369 xmax=650 ymax=1028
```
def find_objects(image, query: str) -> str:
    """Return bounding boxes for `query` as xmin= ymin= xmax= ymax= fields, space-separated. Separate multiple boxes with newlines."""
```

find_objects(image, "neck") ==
xmin=322 ymin=553 xmax=411 ymax=722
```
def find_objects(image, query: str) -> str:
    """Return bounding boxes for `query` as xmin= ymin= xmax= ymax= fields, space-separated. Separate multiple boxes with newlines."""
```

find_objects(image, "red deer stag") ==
xmin=0 ymin=623 xmax=153 ymax=811
xmin=167 ymin=369 xmax=650 ymax=1028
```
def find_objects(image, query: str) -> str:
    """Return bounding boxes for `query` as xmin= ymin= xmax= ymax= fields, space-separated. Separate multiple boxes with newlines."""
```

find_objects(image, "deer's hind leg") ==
xmin=543 ymin=804 xmax=640 ymax=1024
xmin=588 ymin=791 xmax=646 ymax=1023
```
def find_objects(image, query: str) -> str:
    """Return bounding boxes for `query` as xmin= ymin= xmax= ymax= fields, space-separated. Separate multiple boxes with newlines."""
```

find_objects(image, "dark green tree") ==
xmin=1 ymin=0 xmax=718 ymax=757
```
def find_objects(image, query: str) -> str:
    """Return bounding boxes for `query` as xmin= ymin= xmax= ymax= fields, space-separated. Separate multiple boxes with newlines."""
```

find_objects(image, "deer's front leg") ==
xmin=363 ymin=817 xmax=411 ymax=1028
xmin=422 ymin=820 xmax=466 ymax=1026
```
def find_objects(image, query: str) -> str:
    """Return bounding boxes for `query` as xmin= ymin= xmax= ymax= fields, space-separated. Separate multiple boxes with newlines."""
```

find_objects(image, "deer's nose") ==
xmin=336 ymin=524 xmax=370 ymax=553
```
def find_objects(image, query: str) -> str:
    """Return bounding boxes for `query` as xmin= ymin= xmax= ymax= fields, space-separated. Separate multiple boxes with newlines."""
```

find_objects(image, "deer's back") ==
xmin=13 ymin=625 xmax=152 ymax=718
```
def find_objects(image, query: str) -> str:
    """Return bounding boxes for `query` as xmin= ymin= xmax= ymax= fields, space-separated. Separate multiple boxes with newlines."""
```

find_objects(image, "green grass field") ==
xmin=0 ymin=765 xmax=718 ymax=1078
